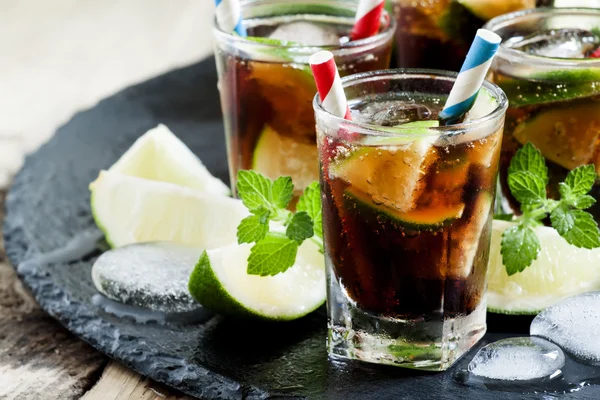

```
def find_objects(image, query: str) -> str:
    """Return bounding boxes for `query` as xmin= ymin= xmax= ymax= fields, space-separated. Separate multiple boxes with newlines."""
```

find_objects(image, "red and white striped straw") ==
xmin=351 ymin=0 xmax=384 ymax=41
xmin=309 ymin=51 xmax=352 ymax=120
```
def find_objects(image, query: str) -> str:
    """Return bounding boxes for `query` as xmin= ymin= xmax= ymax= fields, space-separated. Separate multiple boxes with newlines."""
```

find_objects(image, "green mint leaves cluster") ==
xmin=500 ymin=143 xmax=600 ymax=276
xmin=236 ymin=170 xmax=323 ymax=277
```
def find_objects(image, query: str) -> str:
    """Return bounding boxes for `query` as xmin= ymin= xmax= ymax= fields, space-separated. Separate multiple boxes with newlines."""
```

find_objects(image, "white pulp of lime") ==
xmin=487 ymin=220 xmax=600 ymax=314
xmin=91 ymin=170 xmax=248 ymax=249
xmin=200 ymin=238 xmax=326 ymax=319
xmin=110 ymin=124 xmax=230 ymax=196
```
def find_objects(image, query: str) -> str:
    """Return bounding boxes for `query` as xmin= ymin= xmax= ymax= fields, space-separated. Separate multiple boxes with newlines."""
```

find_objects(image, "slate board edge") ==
xmin=1 ymin=63 xmax=272 ymax=400
xmin=5 ymin=58 xmax=596 ymax=400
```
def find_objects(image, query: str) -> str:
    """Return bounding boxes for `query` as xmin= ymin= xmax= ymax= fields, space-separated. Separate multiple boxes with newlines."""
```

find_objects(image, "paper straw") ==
xmin=309 ymin=51 xmax=352 ymax=120
xmin=351 ymin=0 xmax=385 ymax=41
xmin=215 ymin=0 xmax=246 ymax=37
xmin=438 ymin=29 xmax=501 ymax=125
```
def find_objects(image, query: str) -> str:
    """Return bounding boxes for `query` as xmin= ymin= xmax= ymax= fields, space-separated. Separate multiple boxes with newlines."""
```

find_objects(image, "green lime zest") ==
xmin=245 ymin=36 xmax=303 ymax=47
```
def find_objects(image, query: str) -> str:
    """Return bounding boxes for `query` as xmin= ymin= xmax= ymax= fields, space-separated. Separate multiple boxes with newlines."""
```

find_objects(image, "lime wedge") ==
xmin=90 ymin=171 xmax=248 ymax=248
xmin=332 ymin=122 xmax=438 ymax=213
xmin=188 ymin=239 xmax=325 ymax=320
xmin=252 ymin=125 xmax=319 ymax=194
xmin=496 ymin=69 xmax=600 ymax=107
xmin=513 ymin=102 xmax=600 ymax=172
xmin=487 ymin=220 xmax=600 ymax=315
xmin=110 ymin=124 xmax=230 ymax=196
xmin=458 ymin=0 xmax=534 ymax=21
xmin=363 ymin=120 xmax=439 ymax=146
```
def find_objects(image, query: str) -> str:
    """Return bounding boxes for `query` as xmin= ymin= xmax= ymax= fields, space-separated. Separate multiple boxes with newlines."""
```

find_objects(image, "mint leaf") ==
xmin=508 ymin=142 xmax=548 ymax=184
xmin=507 ymin=170 xmax=547 ymax=206
xmin=247 ymin=233 xmax=299 ymax=276
xmin=501 ymin=225 xmax=541 ymax=276
xmin=253 ymin=207 xmax=271 ymax=224
xmin=297 ymin=182 xmax=323 ymax=239
xmin=494 ymin=213 xmax=514 ymax=221
xmin=550 ymin=205 xmax=600 ymax=249
xmin=237 ymin=215 xmax=268 ymax=244
xmin=558 ymin=182 xmax=572 ymax=200
xmin=286 ymin=211 xmax=314 ymax=242
xmin=237 ymin=170 xmax=272 ymax=211
xmin=271 ymin=176 xmax=294 ymax=209
xmin=573 ymin=195 xmax=596 ymax=210
xmin=564 ymin=164 xmax=596 ymax=198
xmin=501 ymin=143 xmax=598 ymax=274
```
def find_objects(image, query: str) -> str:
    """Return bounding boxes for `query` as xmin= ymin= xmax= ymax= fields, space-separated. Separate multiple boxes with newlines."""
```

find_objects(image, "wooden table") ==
xmin=0 ymin=191 xmax=195 ymax=399
xmin=1 ymin=1 xmax=213 ymax=398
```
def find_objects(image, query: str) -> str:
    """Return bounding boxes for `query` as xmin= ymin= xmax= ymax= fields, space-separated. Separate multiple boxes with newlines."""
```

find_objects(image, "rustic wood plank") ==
xmin=0 ymin=190 xmax=197 ymax=399
xmin=0 ymin=191 xmax=108 ymax=399
xmin=82 ymin=361 xmax=195 ymax=400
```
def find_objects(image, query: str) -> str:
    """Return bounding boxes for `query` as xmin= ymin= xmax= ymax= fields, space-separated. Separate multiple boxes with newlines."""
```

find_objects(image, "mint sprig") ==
xmin=236 ymin=170 xmax=323 ymax=277
xmin=498 ymin=143 xmax=600 ymax=275
xmin=296 ymin=181 xmax=323 ymax=245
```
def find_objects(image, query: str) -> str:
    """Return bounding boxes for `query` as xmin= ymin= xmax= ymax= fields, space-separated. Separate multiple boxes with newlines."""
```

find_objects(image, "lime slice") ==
xmin=487 ymin=220 xmax=600 ymax=315
xmin=513 ymin=101 xmax=600 ymax=172
xmin=252 ymin=125 xmax=319 ymax=194
xmin=188 ymin=239 xmax=325 ymax=320
xmin=496 ymin=69 xmax=600 ymax=107
xmin=90 ymin=170 xmax=248 ymax=248
xmin=250 ymin=64 xmax=316 ymax=138
xmin=458 ymin=0 xmax=534 ymax=21
xmin=332 ymin=123 xmax=438 ymax=213
xmin=344 ymin=187 xmax=464 ymax=231
xmin=363 ymin=120 xmax=439 ymax=146
xmin=110 ymin=124 xmax=230 ymax=196
xmin=466 ymin=87 xmax=498 ymax=121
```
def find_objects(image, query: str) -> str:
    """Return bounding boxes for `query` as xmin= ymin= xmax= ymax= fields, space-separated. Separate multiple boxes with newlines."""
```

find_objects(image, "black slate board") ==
xmin=4 ymin=57 xmax=600 ymax=400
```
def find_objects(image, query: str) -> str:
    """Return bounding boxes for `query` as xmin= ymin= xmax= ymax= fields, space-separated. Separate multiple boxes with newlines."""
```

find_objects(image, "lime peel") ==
xmin=188 ymin=239 xmax=326 ymax=320
xmin=487 ymin=220 xmax=600 ymax=315
xmin=90 ymin=171 xmax=247 ymax=249
xmin=109 ymin=124 xmax=230 ymax=196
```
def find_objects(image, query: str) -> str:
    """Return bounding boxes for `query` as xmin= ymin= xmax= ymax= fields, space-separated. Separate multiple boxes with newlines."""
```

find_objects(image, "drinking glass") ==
xmin=213 ymin=0 xmax=395 ymax=199
xmin=315 ymin=69 xmax=508 ymax=370
xmin=484 ymin=8 xmax=600 ymax=220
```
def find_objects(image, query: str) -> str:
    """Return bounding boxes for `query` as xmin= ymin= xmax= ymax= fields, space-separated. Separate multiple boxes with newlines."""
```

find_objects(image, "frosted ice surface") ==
xmin=468 ymin=337 xmax=565 ymax=381
xmin=92 ymin=242 xmax=202 ymax=313
xmin=508 ymin=28 xmax=600 ymax=59
xmin=531 ymin=291 xmax=600 ymax=365
xmin=269 ymin=21 xmax=340 ymax=46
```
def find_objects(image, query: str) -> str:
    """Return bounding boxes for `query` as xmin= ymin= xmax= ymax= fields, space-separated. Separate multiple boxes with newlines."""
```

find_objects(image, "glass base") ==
xmin=327 ymin=276 xmax=487 ymax=371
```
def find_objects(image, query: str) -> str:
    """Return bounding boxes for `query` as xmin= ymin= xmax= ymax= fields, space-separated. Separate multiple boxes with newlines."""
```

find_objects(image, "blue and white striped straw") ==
xmin=215 ymin=0 xmax=247 ymax=36
xmin=438 ymin=29 xmax=501 ymax=125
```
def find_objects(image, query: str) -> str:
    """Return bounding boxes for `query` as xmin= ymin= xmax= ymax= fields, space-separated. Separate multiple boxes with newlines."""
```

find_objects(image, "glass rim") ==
xmin=212 ymin=0 xmax=396 ymax=56
xmin=483 ymin=7 xmax=600 ymax=69
xmin=313 ymin=69 xmax=509 ymax=138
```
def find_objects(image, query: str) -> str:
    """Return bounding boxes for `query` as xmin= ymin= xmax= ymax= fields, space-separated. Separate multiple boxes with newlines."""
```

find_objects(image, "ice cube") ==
xmin=531 ymin=292 xmax=600 ymax=365
xmin=351 ymin=101 xmax=433 ymax=127
xmin=269 ymin=21 xmax=340 ymax=46
xmin=92 ymin=242 xmax=202 ymax=313
xmin=507 ymin=29 xmax=600 ymax=58
xmin=468 ymin=337 xmax=565 ymax=381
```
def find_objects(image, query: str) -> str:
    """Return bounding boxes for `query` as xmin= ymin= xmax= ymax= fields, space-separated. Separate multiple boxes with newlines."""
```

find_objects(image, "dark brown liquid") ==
xmin=320 ymin=127 xmax=502 ymax=318
xmin=216 ymin=19 xmax=393 ymax=197
xmin=493 ymin=70 xmax=600 ymax=220
xmin=389 ymin=0 xmax=543 ymax=70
